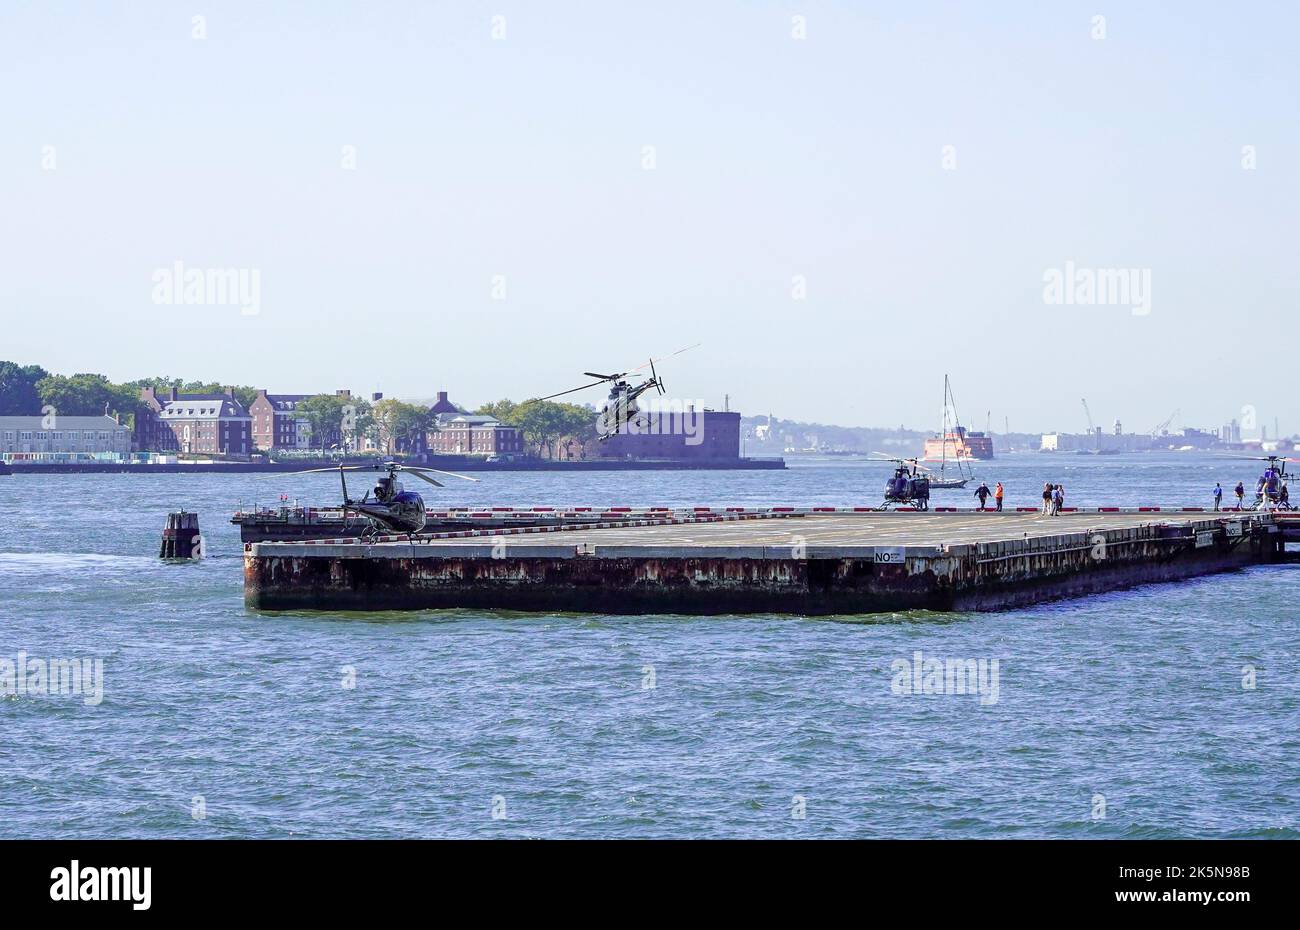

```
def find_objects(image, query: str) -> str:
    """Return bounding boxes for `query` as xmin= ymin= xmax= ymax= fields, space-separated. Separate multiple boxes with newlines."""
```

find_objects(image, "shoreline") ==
xmin=3 ymin=457 xmax=786 ymax=475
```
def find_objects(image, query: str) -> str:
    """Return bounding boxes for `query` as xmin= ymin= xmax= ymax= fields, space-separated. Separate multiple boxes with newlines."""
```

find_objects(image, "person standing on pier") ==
xmin=994 ymin=481 xmax=1004 ymax=511
xmin=1235 ymin=481 xmax=1245 ymax=509
xmin=1041 ymin=482 xmax=1053 ymax=515
xmin=1213 ymin=482 xmax=1223 ymax=511
xmin=974 ymin=481 xmax=991 ymax=510
xmin=1052 ymin=484 xmax=1064 ymax=515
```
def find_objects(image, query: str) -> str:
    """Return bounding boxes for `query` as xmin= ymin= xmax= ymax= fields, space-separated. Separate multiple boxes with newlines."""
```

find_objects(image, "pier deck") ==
xmin=244 ymin=510 xmax=1284 ymax=615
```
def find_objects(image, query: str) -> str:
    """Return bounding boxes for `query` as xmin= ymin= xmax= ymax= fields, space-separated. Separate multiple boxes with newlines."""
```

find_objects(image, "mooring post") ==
xmin=160 ymin=510 xmax=202 ymax=559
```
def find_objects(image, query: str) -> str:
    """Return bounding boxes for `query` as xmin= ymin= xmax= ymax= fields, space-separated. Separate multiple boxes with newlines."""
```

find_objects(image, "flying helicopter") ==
xmin=264 ymin=461 xmax=478 ymax=535
xmin=530 ymin=345 xmax=698 ymax=440
xmin=871 ymin=453 xmax=933 ymax=510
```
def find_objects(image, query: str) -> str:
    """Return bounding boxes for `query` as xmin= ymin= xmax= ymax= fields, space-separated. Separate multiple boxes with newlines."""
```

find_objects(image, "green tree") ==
xmin=517 ymin=401 xmax=572 ymax=457
xmin=479 ymin=398 xmax=597 ymax=458
xmin=178 ymin=381 xmax=260 ymax=409
xmin=119 ymin=376 xmax=179 ymax=394
xmin=342 ymin=397 xmax=374 ymax=453
xmin=0 ymin=361 xmax=48 ymax=415
xmin=298 ymin=394 xmax=349 ymax=452
xmin=371 ymin=399 xmax=430 ymax=455
xmin=558 ymin=402 xmax=599 ymax=444
xmin=36 ymin=373 xmax=133 ymax=418
xmin=476 ymin=399 xmax=519 ymax=422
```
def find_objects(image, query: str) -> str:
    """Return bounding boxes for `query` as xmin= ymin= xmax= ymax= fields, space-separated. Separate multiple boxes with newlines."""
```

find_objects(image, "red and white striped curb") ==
xmin=277 ymin=510 xmax=797 ymax=547
xmin=419 ymin=505 xmax=1252 ymax=517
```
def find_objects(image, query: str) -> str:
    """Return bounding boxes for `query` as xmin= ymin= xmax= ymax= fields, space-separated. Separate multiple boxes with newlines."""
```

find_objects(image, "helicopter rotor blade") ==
xmin=402 ymin=466 xmax=479 ymax=482
xmin=531 ymin=379 xmax=612 ymax=403
xmin=869 ymin=451 xmax=925 ymax=465
xmin=1215 ymin=454 xmax=1300 ymax=463
xmin=406 ymin=470 xmax=444 ymax=488
xmin=255 ymin=464 xmax=374 ymax=477
xmin=627 ymin=342 xmax=702 ymax=375
xmin=529 ymin=346 xmax=699 ymax=406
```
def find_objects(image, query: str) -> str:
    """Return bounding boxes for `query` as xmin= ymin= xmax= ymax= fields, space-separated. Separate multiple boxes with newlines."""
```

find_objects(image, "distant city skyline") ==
xmin=4 ymin=2 xmax=1296 ymax=434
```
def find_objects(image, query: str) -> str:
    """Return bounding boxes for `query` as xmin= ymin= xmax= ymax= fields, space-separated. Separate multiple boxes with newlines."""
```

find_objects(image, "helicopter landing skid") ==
xmin=879 ymin=500 xmax=929 ymax=511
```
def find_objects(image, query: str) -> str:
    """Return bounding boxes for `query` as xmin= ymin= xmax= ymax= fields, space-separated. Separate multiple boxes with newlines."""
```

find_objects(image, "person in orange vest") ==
xmin=994 ymin=481 xmax=1004 ymax=511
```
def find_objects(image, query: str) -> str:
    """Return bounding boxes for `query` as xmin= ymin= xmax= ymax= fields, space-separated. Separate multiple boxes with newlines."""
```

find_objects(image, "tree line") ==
xmin=476 ymin=398 xmax=598 ymax=457
xmin=0 ymin=361 xmax=263 ymax=425
xmin=1 ymin=361 xmax=601 ymax=458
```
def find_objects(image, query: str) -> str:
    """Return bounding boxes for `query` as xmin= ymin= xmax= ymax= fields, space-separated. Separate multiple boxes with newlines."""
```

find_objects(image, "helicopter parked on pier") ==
xmin=1214 ymin=453 xmax=1298 ymax=510
xmin=1247 ymin=454 xmax=1297 ymax=509
xmin=872 ymin=453 xmax=933 ymax=510
xmin=265 ymin=461 xmax=478 ymax=535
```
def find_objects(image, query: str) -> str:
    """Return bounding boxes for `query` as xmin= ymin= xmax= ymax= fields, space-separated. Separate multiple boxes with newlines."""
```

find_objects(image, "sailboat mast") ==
xmin=940 ymin=374 xmax=949 ymax=476
xmin=946 ymin=374 xmax=973 ymax=480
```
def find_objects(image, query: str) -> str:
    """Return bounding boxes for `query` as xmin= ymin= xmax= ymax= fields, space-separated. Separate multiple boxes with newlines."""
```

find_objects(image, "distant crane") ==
xmin=1082 ymin=398 xmax=1098 ymax=450
xmin=1151 ymin=409 xmax=1180 ymax=438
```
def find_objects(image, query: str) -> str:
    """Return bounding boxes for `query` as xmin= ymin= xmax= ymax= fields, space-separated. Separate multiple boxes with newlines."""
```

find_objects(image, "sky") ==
xmin=2 ymin=1 xmax=1298 ymax=435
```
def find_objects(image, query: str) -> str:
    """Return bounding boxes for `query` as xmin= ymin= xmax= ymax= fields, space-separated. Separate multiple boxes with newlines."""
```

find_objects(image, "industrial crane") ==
xmin=1082 ymin=398 xmax=1098 ymax=450
xmin=1150 ymin=409 xmax=1180 ymax=438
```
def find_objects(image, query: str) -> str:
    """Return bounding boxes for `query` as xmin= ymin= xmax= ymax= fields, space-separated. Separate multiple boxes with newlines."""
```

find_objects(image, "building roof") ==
xmin=159 ymin=395 xmax=248 ymax=418
xmin=0 ymin=415 xmax=128 ymax=430
xmin=263 ymin=394 xmax=311 ymax=411
xmin=442 ymin=415 xmax=505 ymax=427
xmin=429 ymin=391 xmax=460 ymax=415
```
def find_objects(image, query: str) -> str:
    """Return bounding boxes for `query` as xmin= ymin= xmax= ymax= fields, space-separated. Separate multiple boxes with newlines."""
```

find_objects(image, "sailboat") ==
xmin=923 ymin=375 xmax=976 ymax=489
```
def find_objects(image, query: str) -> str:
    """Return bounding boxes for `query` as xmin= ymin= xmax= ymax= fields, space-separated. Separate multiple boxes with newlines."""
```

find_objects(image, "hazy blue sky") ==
xmin=3 ymin=1 xmax=1297 ymax=434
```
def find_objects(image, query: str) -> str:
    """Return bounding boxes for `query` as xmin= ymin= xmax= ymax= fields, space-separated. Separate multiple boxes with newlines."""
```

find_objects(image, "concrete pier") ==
xmin=244 ymin=509 xmax=1284 ymax=614
xmin=230 ymin=505 xmax=675 ymax=543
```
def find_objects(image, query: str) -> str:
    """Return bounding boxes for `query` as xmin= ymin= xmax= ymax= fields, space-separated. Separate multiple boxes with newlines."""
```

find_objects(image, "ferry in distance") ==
xmin=922 ymin=375 xmax=995 ymax=471
xmin=924 ymin=425 xmax=995 ymax=462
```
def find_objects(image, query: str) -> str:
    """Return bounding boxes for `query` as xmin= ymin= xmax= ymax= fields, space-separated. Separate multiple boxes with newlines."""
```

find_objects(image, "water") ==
xmin=1 ymin=453 xmax=1297 ymax=838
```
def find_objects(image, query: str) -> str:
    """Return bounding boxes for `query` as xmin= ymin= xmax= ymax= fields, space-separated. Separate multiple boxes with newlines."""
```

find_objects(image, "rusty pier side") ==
xmin=244 ymin=511 xmax=1284 ymax=615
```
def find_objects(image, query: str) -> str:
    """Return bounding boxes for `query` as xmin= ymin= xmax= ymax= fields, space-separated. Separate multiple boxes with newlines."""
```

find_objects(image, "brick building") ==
xmin=249 ymin=390 xmax=312 ymax=452
xmin=1 ymin=415 xmax=131 ymax=456
xmin=429 ymin=391 xmax=459 ymax=418
xmin=427 ymin=415 xmax=524 ymax=456
xmin=591 ymin=409 xmax=741 ymax=461
xmin=135 ymin=386 xmax=252 ymax=456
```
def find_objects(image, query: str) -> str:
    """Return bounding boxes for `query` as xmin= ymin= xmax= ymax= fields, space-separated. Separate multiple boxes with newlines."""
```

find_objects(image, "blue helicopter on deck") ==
xmin=271 ymin=461 xmax=478 ymax=535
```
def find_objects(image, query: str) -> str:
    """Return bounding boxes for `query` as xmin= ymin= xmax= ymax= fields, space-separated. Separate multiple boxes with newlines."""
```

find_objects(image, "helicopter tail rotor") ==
xmin=650 ymin=359 xmax=665 ymax=395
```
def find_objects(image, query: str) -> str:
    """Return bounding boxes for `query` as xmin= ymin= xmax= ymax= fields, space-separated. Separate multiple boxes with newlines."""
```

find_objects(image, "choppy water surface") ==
xmin=0 ymin=453 xmax=1296 ymax=838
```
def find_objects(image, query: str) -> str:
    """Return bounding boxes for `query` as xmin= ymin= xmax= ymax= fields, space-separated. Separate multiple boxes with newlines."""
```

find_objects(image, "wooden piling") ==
xmin=160 ymin=511 xmax=202 ymax=559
